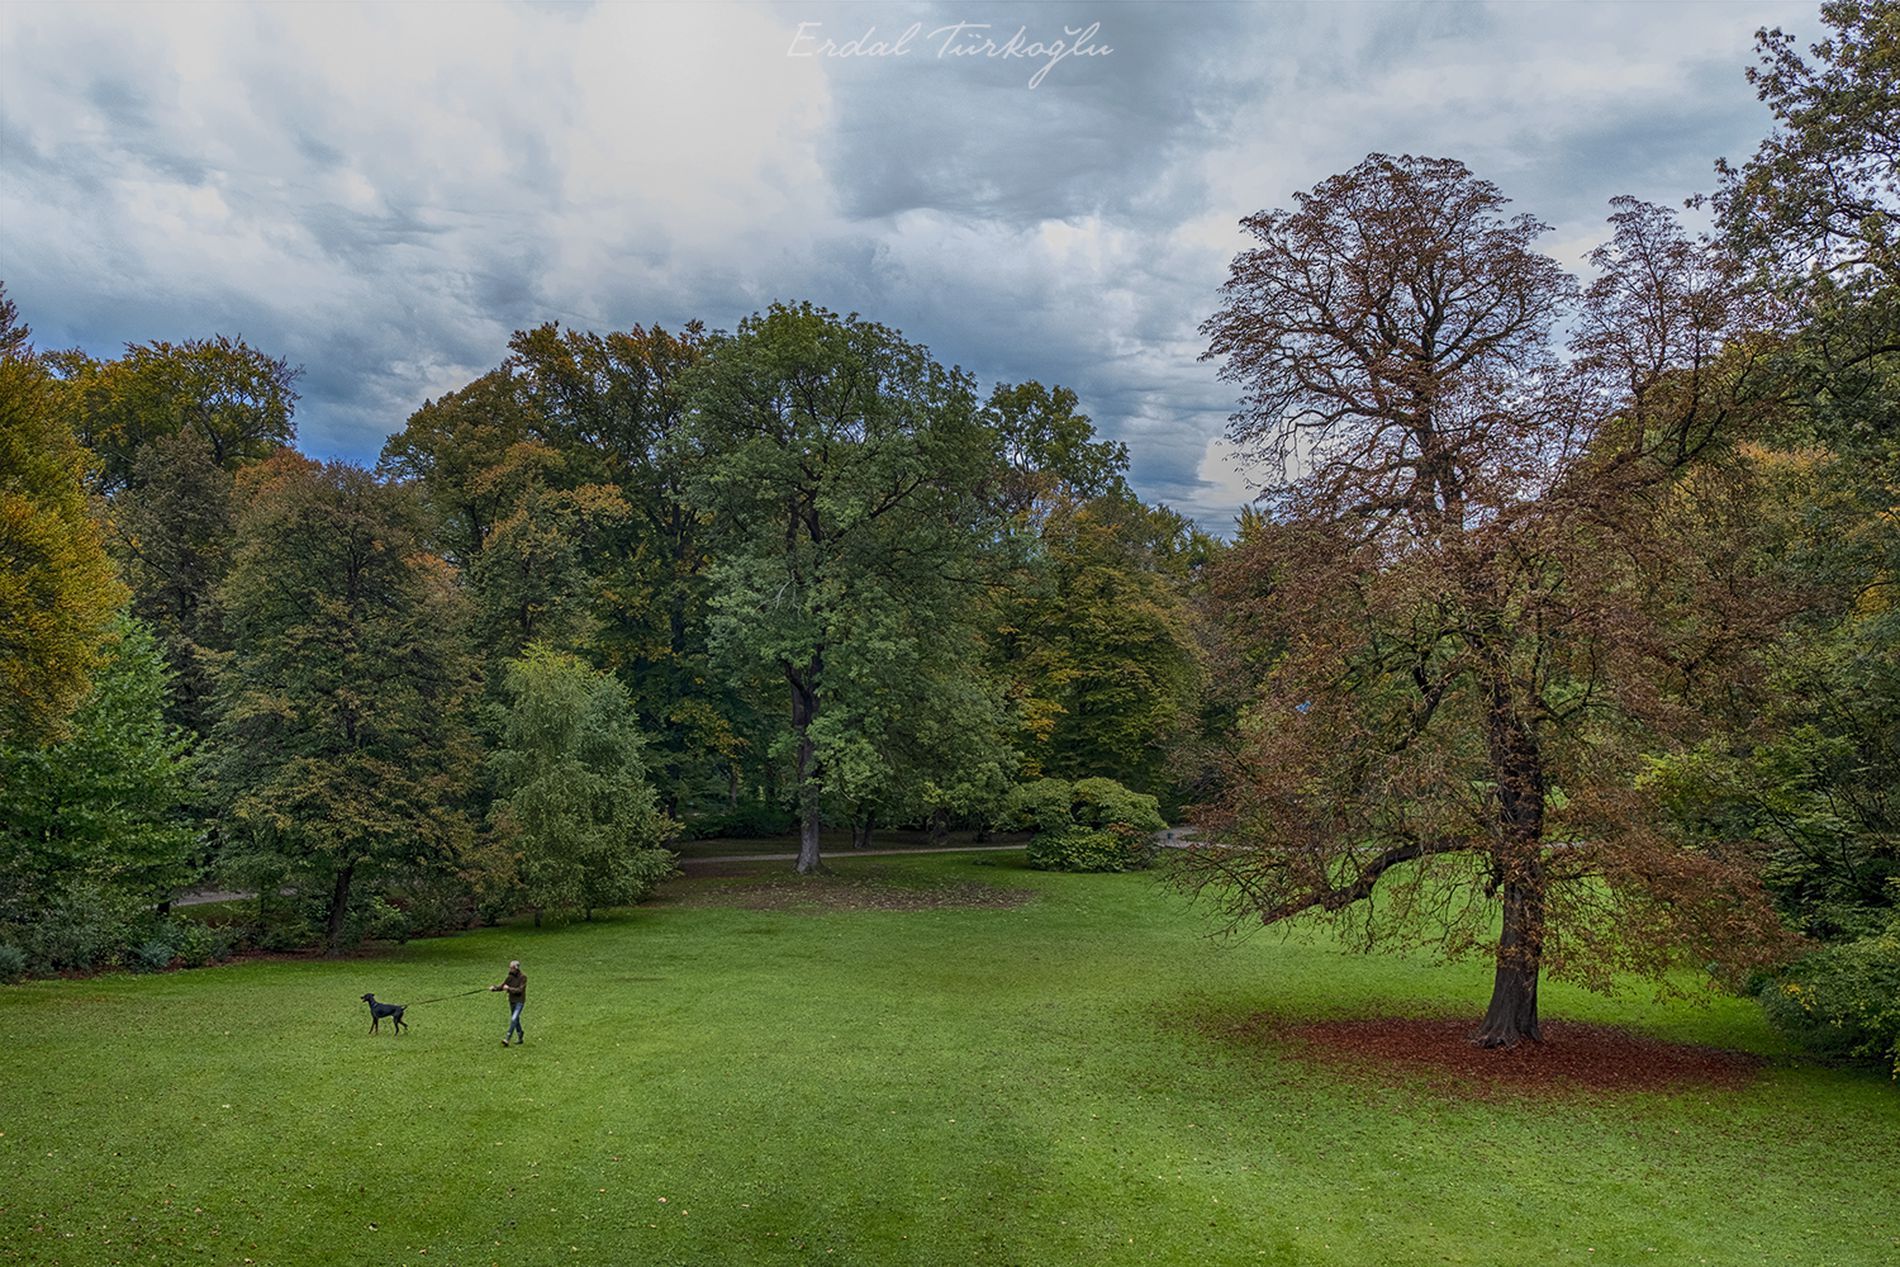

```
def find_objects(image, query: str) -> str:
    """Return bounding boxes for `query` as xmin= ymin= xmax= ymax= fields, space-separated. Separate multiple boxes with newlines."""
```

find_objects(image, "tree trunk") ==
xmin=324 ymin=862 xmax=355 ymax=954
xmin=790 ymin=664 xmax=824 ymax=875
xmin=1472 ymin=873 xmax=1545 ymax=1047
xmin=851 ymin=810 xmax=874 ymax=850
xmin=796 ymin=787 xmax=822 ymax=874
xmin=1473 ymin=665 xmax=1548 ymax=1048
xmin=928 ymin=807 xmax=950 ymax=848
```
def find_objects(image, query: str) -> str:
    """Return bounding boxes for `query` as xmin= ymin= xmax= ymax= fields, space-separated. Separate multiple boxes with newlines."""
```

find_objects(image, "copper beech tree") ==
xmin=1190 ymin=155 xmax=1794 ymax=1046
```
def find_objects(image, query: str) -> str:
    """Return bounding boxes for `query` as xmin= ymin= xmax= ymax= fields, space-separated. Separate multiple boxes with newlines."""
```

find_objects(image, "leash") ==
xmin=404 ymin=987 xmax=490 ymax=1006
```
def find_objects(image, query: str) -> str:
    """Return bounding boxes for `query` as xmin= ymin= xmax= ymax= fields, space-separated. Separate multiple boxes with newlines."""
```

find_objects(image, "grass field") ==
xmin=3 ymin=851 xmax=1896 ymax=1266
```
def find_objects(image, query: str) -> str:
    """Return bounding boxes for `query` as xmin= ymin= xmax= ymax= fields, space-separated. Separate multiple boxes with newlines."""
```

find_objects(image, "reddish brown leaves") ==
xmin=1237 ymin=1014 xmax=1762 ymax=1098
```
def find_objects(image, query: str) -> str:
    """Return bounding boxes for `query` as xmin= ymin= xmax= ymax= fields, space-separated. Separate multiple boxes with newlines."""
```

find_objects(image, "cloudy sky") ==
xmin=1 ymin=0 xmax=1816 ymax=530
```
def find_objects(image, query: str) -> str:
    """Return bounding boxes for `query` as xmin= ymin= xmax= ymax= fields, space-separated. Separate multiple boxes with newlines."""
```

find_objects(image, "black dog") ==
xmin=360 ymin=993 xmax=408 ymax=1036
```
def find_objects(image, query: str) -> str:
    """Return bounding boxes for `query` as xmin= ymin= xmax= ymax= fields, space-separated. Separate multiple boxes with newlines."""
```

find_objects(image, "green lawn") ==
xmin=3 ymin=852 xmax=1895 ymax=1266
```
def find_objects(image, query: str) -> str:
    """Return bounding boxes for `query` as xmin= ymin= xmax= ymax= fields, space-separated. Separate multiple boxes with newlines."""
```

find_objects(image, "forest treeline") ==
xmin=0 ymin=290 xmax=1213 ymax=959
xmin=1 ymin=2 xmax=1893 ymax=1068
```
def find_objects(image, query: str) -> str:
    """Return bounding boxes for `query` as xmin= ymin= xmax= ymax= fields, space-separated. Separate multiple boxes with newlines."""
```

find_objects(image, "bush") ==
xmin=400 ymin=873 xmax=478 ymax=937
xmin=583 ymin=847 xmax=678 ymax=914
xmin=1759 ymin=918 xmax=1900 ymax=1077
xmin=254 ymin=910 xmax=319 ymax=953
xmin=1006 ymin=777 xmax=1167 ymax=872
xmin=1027 ymin=826 xmax=1150 ymax=873
xmin=29 ymin=886 xmax=142 ymax=972
xmin=1001 ymin=779 xmax=1077 ymax=834
xmin=174 ymin=921 xmax=228 ymax=968
xmin=0 ymin=944 xmax=26 ymax=982
xmin=130 ymin=931 xmax=180 ymax=972
xmin=357 ymin=895 xmax=414 ymax=945
xmin=1070 ymin=777 xmax=1167 ymax=836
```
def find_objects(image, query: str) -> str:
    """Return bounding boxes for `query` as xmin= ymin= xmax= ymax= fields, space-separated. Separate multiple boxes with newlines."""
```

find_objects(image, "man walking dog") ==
xmin=491 ymin=960 xmax=527 ymax=1046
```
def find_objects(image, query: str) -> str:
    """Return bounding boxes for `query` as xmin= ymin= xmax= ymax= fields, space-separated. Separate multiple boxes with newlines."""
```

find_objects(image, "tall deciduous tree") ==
xmin=1002 ymin=490 xmax=1204 ymax=797
xmin=50 ymin=335 xmax=299 ymax=495
xmin=487 ymin=644 xmax=675 ymax=921
xmin=110 ymin=430 xmax=236 ymax=733
xmin=679 ymin=303 xmax=1001 ymax=873
xmin=1663 ymin=0 xmax=1900 ymax=949
xmin=0 ymin=288 xmax=125 ymax=744
xmin=1192 ymin=157 xmax=1790 ymax=1046
xmin=209 ymin=453 xmax=477 ymax=951
xmin=0 ymin=614 xmax=198 ymax=915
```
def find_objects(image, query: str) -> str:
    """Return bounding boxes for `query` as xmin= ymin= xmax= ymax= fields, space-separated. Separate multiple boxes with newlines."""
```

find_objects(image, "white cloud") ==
xmin=0 ymin=0 xmax=1818 ymax=528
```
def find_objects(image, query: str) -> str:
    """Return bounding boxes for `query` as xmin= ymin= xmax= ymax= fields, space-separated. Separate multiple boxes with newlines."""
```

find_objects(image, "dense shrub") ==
xmin=1069 ymin=777 xmax=1167 ymax=836
xmin=350 ymin=895 xmax=414 ymax=946
xmin=130 ymin=934 xmax=179 ymax=973
xmin=1005 ymin=776 xmax=1167 ymax=872
xmin=1759 ymin=914 xmax=1900 ymax=1077
xmin=1002 ymin=779 xmax=1076 ymax=834
xmin=1026 ymin=826 xmax=1143 ymax=873
xmin=22 ymin=885 xmax=145 ymax=972
xmin=175 ymin=922 xmax=239 ymax=967
xmin=0 ymin=944 xmax=26 ymax=982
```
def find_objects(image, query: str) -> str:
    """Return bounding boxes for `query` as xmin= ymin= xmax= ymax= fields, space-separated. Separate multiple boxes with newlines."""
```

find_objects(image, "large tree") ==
xmin=0 ymin=288 xmax=125 ymax=744
xmin=1192 ymin=157 xmax=1790 ymax=1046
xmin=679 ymin=303 xmax=1002 ymax=873
xmin=380 ymin=323 xmax=731 ymax=811
xmin=208 ymin=453 xmax=478 ymax=950
xmin=1001 ymin=490 xmax=1205 ymax=798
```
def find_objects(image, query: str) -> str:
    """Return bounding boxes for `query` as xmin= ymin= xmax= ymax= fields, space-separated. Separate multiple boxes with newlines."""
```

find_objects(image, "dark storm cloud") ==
xmin=0 ymin=0 xmax=1819 ymax=531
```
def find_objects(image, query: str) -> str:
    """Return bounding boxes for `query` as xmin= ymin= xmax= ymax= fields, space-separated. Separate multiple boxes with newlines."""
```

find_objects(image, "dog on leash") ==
xmin=360 ymin=993 xmax=408 ymax=1036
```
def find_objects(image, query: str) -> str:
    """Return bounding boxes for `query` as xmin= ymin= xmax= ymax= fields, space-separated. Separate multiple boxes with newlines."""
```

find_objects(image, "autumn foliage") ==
xmin=1188 ymin=157 xmax=1797 ymax=1045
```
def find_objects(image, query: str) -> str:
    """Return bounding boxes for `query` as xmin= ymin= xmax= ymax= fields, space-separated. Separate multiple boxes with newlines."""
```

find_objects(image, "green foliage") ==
xmin=130 ymin=934 xmax=179 ymax=973
xmin=354 ymin=895 xmax=414 ymax=946
xmin=128 ymin=922 xmax=239 ymax=974
xmin=7 ymin=882 xmax=149 ymax=973
xmin=983 ymin=379 xmax=1129 ymax=521
xmin=49 ymin=334 xmax=298 ymax=495
xmin=682 ymin=801 xmax=797 ymax=840
xmin=1001 ymin=778 xmax=1080 ymax=833
xmin=488 ymin=644 xmax=677 ymax=919
xmin=1025 ymin=825 xmax=1146 ymax=873
xmin=1002 ymin=492 xmax=1204 ymax=795
xmin=0 ymin=615 xmax=198 ymax=976
xmin=679 ymin=302 xmax=1009 ymax=868
xmin=208 ymin=453 xmax=479 ymax=950
xmin=0 ymin=615 xmax=199 ymax=906
xmin=1007 ymin=776 xmax=1166 ymax=871
xmin=1759 ymin=904 xmax=1900 ymax=1076
xmin=1714 ymin=0 xmax=1899 ymax=311
xmin=0 ymin=943 xmax=25 ymax=982
xmin=0 ymin=308 xmax=125 ymax=744
xmin=111 ymin=429 xmax=238 ymax=733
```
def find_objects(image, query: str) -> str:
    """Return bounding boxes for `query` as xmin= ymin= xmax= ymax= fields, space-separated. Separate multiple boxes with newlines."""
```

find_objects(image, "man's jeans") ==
xmin=506 ymin=1000 xmax=524 ymax=1042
